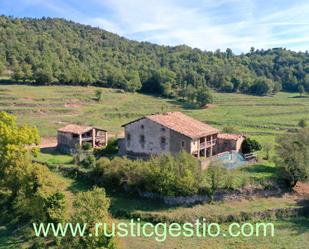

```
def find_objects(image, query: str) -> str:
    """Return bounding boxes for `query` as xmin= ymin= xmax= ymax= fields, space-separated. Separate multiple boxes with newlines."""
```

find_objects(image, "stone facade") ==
xmin=124 ymin=118 xmax=174 ymax=157
xmin=122 ymin=117 xmax=218 ymax=159
xmin=120 ymin=112 xmax=245 ymax=160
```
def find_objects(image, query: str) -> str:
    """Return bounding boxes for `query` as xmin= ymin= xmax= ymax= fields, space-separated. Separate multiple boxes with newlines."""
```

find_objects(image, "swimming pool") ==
xmin=216 ymin=151 xmax=247 ymax=169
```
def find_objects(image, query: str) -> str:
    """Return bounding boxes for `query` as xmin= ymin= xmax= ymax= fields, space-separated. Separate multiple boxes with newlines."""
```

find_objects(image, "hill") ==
xmin=0 ymin=15 xmax=309 ymax=97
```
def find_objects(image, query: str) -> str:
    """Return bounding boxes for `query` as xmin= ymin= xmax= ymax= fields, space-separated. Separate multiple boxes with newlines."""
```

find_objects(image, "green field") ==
xmin=1 ymin=84 xmax=308 ymax=144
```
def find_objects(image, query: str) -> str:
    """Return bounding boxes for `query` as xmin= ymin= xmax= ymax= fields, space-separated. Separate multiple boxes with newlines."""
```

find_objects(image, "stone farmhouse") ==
xmin=57 ymin=124 xmax=108 ymax=153
xmin=119 ymin=112 xmax=245 ymax=159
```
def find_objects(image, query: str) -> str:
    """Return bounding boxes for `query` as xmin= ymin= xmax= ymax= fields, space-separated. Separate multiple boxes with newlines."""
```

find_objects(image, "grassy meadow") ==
xmin=1 ymin=84 xmax=308 ymax=144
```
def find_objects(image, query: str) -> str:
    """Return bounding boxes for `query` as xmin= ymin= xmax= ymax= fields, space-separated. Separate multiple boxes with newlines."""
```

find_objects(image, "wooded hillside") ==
xmin=0 ymin=15 xmax=309 ymax=97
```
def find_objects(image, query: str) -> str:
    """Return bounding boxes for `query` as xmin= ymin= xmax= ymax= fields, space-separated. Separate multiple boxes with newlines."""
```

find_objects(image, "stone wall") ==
xmin=215 ymin=136 xmax=245 ymax=154
xmin=138 ymin=184 xmax=284 ymax=206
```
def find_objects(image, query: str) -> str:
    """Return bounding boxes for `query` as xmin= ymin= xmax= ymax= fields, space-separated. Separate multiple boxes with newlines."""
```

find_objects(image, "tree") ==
xmin=206 ymin=161 xmax=226 ymax=200
xmin=0 ymin=61 xmax=4 ymax=76
xmin=298 ymin=85 xmax=305 ymax=97
xmin=21 ymin=63 xmax=33 ymax=82
xmin=276 ymin=128 xmax=309 ymax=187
xmin=273 ymin=81 xmax=282 ymax=94
xmin=95 ymin=89 xmax=103 ymax=102
xmin=0 ymin=112 xmax=67 ymax=222
xmin=126 ymin=71 xmax=142 ymax=92
xmin=249 ymin=78 xmax=274 ymax=96
xmin=241 ymin=138 xmax=262 ymax=154
xmin=34 ymin=64 xmax=54 ymax=84
xmin=185 ymin=84 xmax=196 ymax=103
xmin=61 ymin=187 xmax=117 ymax=249
xmin=298 ymin=119 xmax=308 ymax=128
xmin=195 ymin=87 xmax=214 ymax=107
xmin=0 ymin=111 xmax=40 ymax=200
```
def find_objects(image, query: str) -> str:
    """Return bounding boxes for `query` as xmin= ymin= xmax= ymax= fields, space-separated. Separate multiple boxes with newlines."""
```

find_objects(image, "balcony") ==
xmin=200 ymin=140 xmax=216 ymax=149
xmin=81 ymin=136 xmax=93 ymax=141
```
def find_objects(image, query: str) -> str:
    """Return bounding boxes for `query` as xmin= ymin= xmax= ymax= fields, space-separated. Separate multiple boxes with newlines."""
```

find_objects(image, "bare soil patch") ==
xmin=40 ymin=136 xmax=57 ymax=148
xmin=294 ymin=182 xmax=309 ymax=197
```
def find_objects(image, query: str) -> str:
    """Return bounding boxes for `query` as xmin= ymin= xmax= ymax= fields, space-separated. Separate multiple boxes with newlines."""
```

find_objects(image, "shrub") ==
xmin=95 ymin=139 xmax=118 ymax=157
xmin=81 ymin=154 xmax=96 ymax=168
xmin=205 ymin=161 xmax=226 ymax=196
xmin=249 ymin=77 xmax=274 ymax=96
xmin=93 ymin=152 xmax=202 ymax=196
xmin=275 ymin=127 xmax=309 ymax=187
xmin=241 ymin=138 xmax=262 ymax=154
xmin=92 ymin=152 xmax=250 ymax=197
xmin=95 ymin=89 xmax=103 ymax=102
xmin=222 ymin=125 xmax=239 ymax=134
xmin=298 ymin=119 xmax=308 ymax=128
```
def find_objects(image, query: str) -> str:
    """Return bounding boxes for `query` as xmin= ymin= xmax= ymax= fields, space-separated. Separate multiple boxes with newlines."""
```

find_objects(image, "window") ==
xmin=160 ymin=136 xmax=166 ymax=149
xmin=141 ymin=125 xmax=144 ymax=129
xmin=140 ymin=135 xmax=145 ymax=148
xmin=161 ymin=137 xmax=166 ymax=144
xmin=72 ymin=134 xmax=79 ymax=138
xmin=181 ymin=141 xmax=185 ymax=147
xmin=161 ymin=127 xmax=165 ymax=132
xmin=126 ymin=133 xmax=131 ymax=147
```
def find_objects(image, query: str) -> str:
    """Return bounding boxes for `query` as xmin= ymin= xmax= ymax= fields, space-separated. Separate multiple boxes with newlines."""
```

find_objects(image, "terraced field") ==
xmin=1 ymin=84 xmax=309 ymax=145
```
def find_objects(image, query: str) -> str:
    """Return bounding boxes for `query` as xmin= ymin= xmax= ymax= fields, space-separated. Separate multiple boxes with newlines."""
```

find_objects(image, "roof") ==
xmin=217 ymin=133 xmax=245 ymax=140
xmin=122 ymin=112 xmax=219 ymax=139
xmin=58 ymin=124 xmax=93 ymax=135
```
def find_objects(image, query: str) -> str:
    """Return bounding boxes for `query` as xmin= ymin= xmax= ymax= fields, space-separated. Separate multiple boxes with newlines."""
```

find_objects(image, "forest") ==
xmin=0 ymin=15 xmax=309 ymax=99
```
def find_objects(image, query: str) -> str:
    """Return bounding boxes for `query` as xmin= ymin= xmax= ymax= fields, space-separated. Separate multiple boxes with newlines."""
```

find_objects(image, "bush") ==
xmin=275 ymin=127 xmax=309 ymax=187
xmin=249 ymin=77 xmax=274 ymax=96
xmin=95 ymin=89 xmax=103 ymax=102
xmin=81 ymin=154 xmax=96 ymax=168
xmin=222 ymin=125 xmax=239 ymax=134
xmin=95 ymin=139 xmax=118 ymax=157
xmin=241 ymin=138 xmax=262 ymax=154
xmin=298 ymin=119 xmax=308 ymax=128
xmin=93 ymin=152 xmax=202 ymax=196
xmin=93 ymin=152 xmax=250 ymax=197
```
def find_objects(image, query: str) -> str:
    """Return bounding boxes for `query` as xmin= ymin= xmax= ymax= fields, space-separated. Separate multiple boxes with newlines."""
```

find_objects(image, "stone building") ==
xmin=57 ymin=124 xmax=108 ymax=153
xmin=121 ymin=112 xmax=220 ymax=159
xmin=215 ymin=133 xmax=245 ymax=154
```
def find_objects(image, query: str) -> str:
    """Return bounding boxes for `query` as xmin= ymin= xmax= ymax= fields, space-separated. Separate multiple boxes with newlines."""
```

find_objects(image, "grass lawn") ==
xmin=35 ymin=150 xmax=74 ymax=167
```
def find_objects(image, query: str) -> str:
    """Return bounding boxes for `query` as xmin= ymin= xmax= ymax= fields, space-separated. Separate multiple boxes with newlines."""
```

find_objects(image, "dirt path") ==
xmin=40 ymin=136 xmax=57 ymax=148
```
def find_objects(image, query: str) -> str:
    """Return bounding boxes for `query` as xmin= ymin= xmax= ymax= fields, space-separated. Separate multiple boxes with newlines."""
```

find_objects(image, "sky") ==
xmin=1 ymin=0 xmax=309 ymax=53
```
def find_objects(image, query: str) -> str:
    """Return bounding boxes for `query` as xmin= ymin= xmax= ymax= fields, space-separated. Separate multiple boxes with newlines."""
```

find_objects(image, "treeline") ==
xmin=0 ymin=15 xmax=309 ymax=97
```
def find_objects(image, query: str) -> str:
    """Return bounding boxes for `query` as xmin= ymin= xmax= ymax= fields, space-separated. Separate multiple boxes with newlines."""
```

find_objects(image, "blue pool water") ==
xmin=216 ymin=151 xmax=247 ymax=169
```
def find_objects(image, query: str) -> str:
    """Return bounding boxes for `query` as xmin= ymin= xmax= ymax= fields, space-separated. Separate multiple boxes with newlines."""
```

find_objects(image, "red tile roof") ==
xmin=217 ymin=133 xmax=244 ymax=140
xmin=58 ymin=124 xmax=93 ymax=135
xmin=123 ymin=112 xmax=219 ymax=139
